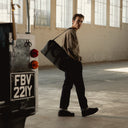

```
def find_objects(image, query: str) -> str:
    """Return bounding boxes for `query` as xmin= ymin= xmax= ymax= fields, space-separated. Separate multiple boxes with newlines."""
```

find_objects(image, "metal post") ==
xmin=26 ymin=0 xmax=31 ymax=34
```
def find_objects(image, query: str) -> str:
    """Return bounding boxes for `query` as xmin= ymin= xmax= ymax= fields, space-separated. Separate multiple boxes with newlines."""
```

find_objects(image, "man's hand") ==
xmin=79 ymin=56 xmax=82 ymax=62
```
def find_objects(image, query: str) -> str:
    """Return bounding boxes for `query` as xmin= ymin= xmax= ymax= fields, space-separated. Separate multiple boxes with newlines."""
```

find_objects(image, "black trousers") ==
xmin=60 ymin=61 xmax=88 ymax=110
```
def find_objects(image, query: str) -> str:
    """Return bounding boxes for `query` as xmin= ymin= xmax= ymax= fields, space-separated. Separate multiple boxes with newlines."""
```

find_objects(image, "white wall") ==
xmin=28 ymin=24 xmax=128 ymax=67
xmin=78 ymin=24 xmax=128 ymax=63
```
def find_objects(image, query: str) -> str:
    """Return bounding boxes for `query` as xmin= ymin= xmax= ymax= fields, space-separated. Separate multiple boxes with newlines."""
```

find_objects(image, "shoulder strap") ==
xmin=53 ymin=27 xmax=72 ymax=41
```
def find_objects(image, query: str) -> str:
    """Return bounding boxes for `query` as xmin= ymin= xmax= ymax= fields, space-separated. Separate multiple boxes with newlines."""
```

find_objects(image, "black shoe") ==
xmin=82 ymin=107 xmax=98 ymax=117
xmin=58 ymin=110 xmax=75 ymax=117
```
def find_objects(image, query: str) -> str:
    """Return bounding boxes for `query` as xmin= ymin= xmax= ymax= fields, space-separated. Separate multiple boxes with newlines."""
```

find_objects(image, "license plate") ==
xmin=10 ymin=72 xmax=35 ymax=101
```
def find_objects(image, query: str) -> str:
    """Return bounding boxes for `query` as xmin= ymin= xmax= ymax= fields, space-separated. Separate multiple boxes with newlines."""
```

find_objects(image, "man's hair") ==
xmin=72 ymin=14 xmax=84 ymax=21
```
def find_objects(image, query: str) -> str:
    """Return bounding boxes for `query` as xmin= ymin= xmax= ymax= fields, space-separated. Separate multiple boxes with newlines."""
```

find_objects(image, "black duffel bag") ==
xmin=41 ymin=39 xmax=74 ymax=72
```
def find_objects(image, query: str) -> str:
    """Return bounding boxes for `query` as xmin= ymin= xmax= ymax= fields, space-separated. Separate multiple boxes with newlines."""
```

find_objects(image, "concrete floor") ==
xmin=25 ymin=61 xmax=128 ymax=128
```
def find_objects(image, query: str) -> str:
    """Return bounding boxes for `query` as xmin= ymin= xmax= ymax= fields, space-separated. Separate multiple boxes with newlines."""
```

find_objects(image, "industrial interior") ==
xmin=0 ymin=0 xmax=128 ymax=128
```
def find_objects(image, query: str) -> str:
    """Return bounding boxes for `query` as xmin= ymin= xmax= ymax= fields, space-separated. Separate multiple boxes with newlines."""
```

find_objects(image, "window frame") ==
xmin=56 ymin=0 xmax=73 ymax=28
xmin=77 ymin=0 xmax=92 ymax=24
xmin=0 ymin=0 xmax=23 ymax=24
xmin=94 ymin=0 xmax=107 ymax=26
xmin=122 ymin=0 xmax=128 ymax=23
xmin=109 ymin=0 xmax=121 ymax=28
xmin=30 ymin=0 xmax=51 ymax=27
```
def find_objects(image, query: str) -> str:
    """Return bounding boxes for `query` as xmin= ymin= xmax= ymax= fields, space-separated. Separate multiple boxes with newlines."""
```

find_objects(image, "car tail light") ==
xmin=30 ymin=60 xmax=39 ymax=69
xmin=30 ymin=49 xmax=39 ymax=58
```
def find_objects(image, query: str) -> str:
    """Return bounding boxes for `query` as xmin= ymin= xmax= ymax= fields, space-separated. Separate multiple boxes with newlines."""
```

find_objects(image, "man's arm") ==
xmin=66 ymin=30 xmax=82 ymax=61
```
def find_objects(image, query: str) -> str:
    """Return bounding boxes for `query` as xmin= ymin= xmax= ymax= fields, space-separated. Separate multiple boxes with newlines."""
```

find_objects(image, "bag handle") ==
xmin=53 ymin=27 xmax=72 ymax=41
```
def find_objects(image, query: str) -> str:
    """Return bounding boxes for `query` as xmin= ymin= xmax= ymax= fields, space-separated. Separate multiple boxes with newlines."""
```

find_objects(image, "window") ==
xmin=30 ymin=0 xmax=51 ymax=26
xmin=0 ymin=0 xmax=23 ymax=24
xmin=56 ymin=0 xmax=73 ymax=28
xmin=95 ymin=0 xmax=107 ymax=26
xmin=77 ymin=0 xmax=91 ymax=24
xmin=110 ymin=0 xmax=120 ymax=27
xmin=123 ymin=0 xmax=128 ymax=23
xmin=30 ymin=0 xmax=35 ymax=25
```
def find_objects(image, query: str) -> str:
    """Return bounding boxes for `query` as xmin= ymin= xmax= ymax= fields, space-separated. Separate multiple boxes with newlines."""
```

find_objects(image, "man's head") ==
xmin=72 ymin=14 xmax=84 ymax=30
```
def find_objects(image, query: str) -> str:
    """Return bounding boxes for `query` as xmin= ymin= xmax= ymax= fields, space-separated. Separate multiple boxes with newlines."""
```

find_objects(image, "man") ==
xmin=58 ymin=14 xmax=98 ymax=117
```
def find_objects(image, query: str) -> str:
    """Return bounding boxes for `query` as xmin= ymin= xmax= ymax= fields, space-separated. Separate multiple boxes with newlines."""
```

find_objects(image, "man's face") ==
xmin=72 ymin=16 xmax=84 ymax=30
